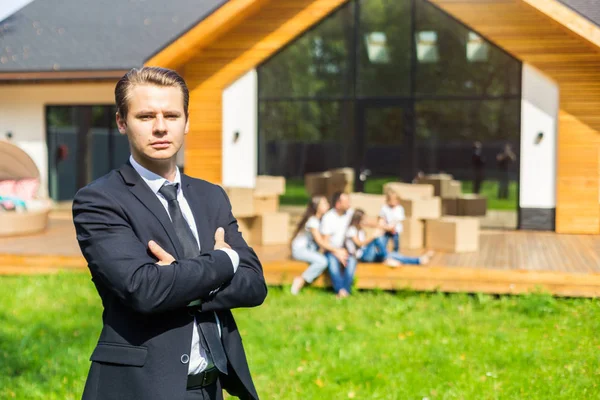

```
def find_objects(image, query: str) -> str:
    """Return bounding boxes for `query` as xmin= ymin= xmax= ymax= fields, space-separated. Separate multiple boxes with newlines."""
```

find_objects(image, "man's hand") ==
xmin=214 ymin=227 xmax=231 ymax=250
xmin=148 ymin=240 xmax=176 ymax=266
xmin=333 ymin=248 xmax=348 ymax=266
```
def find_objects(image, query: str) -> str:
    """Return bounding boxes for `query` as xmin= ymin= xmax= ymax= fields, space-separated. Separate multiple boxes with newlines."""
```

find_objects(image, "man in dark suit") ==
xmin=72 ymin=67 xmax=267 ymax=400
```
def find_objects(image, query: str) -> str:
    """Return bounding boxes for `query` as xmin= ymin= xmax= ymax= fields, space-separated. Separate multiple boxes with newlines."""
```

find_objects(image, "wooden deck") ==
xmin=1 ymin=216 xmax=600 ymax=297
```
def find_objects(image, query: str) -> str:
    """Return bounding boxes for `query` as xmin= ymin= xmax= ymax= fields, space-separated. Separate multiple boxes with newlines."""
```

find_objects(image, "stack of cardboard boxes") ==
xmin=305 ymin=168 xmax=354 ymax=200
xmin=341 ymin=178 xmax=481 ymax=253
xmin=382 ymin=179 xmax=480 ymax=253
xmin=302 ymin=170 xmax=483 ymax=253
xmin=415 ymin=174 xmax=487 ymax=218
xmin=225 ymin=175 xmax=289 ymax=246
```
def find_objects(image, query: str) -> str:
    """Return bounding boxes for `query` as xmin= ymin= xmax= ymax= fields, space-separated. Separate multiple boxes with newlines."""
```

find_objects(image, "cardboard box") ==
xmin=426 ymin=217 xmax=479 ymax=253
xmin=399 ymin=197 xmax=441 ymax=219
xmin=329 ymin=168 xmax=354 ymax=190
xmin=253 ymin=193 xmax=279 ymax=215
xmin=255 ymin=175 xmax=286 ymax=195
xmin=305 ymin=172 xmax=331 ymax=196
xmin=237 ymin=216 xmax=254 ymax=243
xmin=383 ymin=182 xmax=434 ymax=200
xmin=224 ymin=187 xmax=255 ymax=217
xmin=249 ymin=212 xmax=290 ymax=245
xmin=415 ymin=178 xmax=444 ymax=197
xmin=329 ymin=167 xmax=355 ymax=179
xmin=327 ymin=178 xmax=347 ymax=200
xmin=446 ymin=180 xmax=462 ymax=198
xmin=401 ymin=218 xmax=424 ymax=250
xmin=327 ymin=172 xmax=353 ymax=197
xmin=416 ymin=174 xmax=454 ymax=197
xmin=349 ymin=192 xmax=386 ymax=217
xmin=428 ymin=173 xmax=453 ymax=180
xmin=441 ymin=197 xmax=459 ymax=216
xmin=458 ymin=194 xmax=487 ymax=216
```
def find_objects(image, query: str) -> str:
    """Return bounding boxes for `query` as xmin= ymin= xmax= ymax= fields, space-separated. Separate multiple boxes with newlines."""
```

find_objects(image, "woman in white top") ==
xmin=346 ymin=209 xmax=433 ymax=266
xmin=291 ymin=196 xmax=347 ymax=295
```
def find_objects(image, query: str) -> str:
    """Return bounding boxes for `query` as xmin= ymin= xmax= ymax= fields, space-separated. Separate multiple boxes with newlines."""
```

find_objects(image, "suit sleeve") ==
xmin=198 ymin=186 xmax=268 ymax=312
xmin=72 ymin=185 xmax=235 ymax=315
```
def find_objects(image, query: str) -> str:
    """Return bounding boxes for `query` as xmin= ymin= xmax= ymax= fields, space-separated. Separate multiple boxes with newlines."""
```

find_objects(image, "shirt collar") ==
xmin=129 ymin=155 xmax=181 ymax=195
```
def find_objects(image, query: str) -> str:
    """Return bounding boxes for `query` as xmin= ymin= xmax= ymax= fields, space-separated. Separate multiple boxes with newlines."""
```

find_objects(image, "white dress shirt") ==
xmin=129 ymin=156 xmax=239 ymax=375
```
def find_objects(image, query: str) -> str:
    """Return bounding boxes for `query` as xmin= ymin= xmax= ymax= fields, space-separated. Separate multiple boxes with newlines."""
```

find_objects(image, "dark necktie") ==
xmin=158 ymin=182 xmax=228 ymax=375
xmin=158 ymin=183 xmax=200 ymax=257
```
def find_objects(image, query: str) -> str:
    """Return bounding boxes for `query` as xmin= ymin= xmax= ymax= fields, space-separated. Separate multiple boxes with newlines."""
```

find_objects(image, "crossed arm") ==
xmin=73 ymin=185 xmax=267 ymax=315
xmin=197 ymin=187 xmax=268 ymax=313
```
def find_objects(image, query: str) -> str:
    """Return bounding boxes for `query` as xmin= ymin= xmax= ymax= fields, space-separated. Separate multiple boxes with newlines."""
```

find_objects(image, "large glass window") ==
xmin=258 ymin=100 xmax=354 ymax=176
xmin=357 ymin=0 xmax=411 ymax=96
xmin=47 ymin=105 xmax=127 ymax=201
xmin=258 ymin=2 xmax=355 ymax=99
xmin=414 ymin=0 xmax=520 ymax=97
xmin=257 ymin=0 xmax=521 ymax=215
xmin=415 ymin=99 xmax=520 ymax=180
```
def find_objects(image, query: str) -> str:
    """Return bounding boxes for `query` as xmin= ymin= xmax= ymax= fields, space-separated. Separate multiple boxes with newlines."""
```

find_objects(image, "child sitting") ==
xmin=346 ymin=209 xmax=433 ymax=267
xmin=378 ymin=189 xmax=405 ymax=252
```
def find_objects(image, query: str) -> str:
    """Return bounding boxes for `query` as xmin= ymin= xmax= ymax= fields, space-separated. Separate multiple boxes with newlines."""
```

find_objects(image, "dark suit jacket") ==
xmin=72 ymin=162 xmax=267 ymax=400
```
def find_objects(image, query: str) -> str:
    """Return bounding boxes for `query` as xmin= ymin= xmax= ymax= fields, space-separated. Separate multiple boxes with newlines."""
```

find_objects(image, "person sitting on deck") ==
xmin=290 ymin=195 xmax=347 ymax=295
xmin=346 ymin=209 xmax=434 ymax=267
xmin=320 ymin=192 xmax=355 ymax=299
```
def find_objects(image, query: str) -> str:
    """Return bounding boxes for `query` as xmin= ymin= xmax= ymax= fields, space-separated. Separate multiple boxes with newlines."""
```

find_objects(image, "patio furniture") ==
xmin=0 ymin=140 xmax=51 ymax=237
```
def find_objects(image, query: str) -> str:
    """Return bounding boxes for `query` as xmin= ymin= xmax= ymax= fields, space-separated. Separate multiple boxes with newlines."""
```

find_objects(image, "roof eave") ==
xmin=0 ymin=69 xmax=129 ymax=82
xmin=145 ymin=0 xmax=270 ymax=69
xmin=523 ymin=0 xmax=600 ymax=49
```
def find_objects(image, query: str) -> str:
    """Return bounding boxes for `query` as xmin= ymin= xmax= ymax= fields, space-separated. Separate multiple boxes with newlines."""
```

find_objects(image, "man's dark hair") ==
xmin=115 ymin=66 xmax=189 ymax=120
xmin=330 ymin=191 xmax=344 ymax=208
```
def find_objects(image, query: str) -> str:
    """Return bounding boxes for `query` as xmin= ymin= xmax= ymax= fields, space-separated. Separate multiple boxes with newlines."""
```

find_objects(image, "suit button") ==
xmin=181 ymin=354 xmax=189 ymax=364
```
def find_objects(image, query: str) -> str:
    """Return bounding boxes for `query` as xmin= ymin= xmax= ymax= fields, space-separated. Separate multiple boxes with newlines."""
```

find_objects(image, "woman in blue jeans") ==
xmin=290 ymin=196 xmax=347 ymax=294
xmin=345 ymin=209 xmax=434 ymax=266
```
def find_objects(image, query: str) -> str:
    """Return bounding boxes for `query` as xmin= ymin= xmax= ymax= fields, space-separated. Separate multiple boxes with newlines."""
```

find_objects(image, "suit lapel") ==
xmin=118 ymin=162 xmax=185 ymax=259
xmin=181 ymin=175 xmax=214 ymax=253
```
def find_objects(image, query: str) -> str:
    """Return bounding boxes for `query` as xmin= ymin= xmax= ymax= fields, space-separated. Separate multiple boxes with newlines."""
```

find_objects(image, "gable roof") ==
xmin=0 ymin=0 xmax=227 ymax=75
xmin=556 ymin=0 xmax=600 ymax=27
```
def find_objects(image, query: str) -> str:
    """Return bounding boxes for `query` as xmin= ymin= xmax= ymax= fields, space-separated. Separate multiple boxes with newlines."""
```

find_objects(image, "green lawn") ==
xmin=2 ymin=273 xmax=599 ymax=399
xmin=280 ymin=177 xmax=518 ymax=210
xmin=461 ymin=180 xmax=518 ymax=211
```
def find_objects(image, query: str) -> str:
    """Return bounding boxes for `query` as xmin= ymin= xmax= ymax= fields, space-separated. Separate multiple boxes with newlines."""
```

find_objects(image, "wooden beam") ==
xmin=144 ymin=0 xmax=271 ymax=69
xmin=262 ymin=259 xmax=600 ymax=298
xmin=0 ymin=70 xmax=128 ymax=81
xmin=522 ymin=0 xmax=600 ymax=49
xmin=4 ymin=252 xmax=600 ymax=298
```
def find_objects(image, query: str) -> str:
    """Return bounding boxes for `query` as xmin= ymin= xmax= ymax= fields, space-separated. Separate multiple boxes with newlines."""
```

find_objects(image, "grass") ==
xmin=280 ymin=177 xmax=518 ymax=211
xmin=2 ymin=273 xmax=600 ymax=399
xmin=461 ymin=181 xmax=518 ymax=211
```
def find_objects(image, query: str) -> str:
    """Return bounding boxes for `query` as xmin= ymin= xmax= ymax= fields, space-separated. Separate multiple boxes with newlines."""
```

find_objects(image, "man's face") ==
xmin=337 ymin=193 xmax=350 ymax=212
xmin=116 ymin=84 xmax=189 ymax=163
